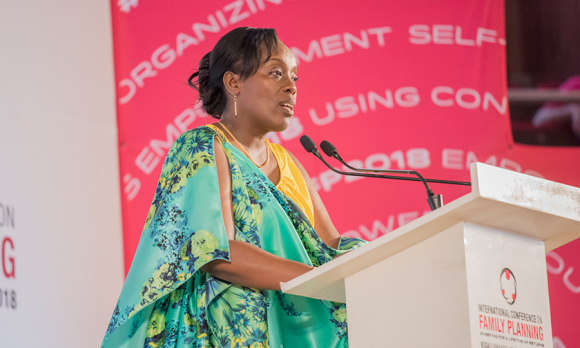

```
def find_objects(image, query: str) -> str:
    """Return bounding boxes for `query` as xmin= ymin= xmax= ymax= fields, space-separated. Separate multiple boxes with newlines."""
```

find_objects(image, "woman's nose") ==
xmin=284 ymin=79 xmax=297 ymax=94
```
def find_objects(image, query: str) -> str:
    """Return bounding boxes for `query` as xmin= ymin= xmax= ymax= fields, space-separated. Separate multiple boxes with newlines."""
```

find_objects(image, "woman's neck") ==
xmin=218 ymin=115 xmax=268 ymax=155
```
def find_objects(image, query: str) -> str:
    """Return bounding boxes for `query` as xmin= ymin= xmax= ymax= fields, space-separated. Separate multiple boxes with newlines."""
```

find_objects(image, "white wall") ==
xmin=0 ymin=1 xmax=124 ymax=347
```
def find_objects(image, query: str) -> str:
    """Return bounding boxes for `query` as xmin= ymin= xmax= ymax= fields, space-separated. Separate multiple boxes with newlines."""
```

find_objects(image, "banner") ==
xmin=110 ymin=1 xmax=580 ymax=346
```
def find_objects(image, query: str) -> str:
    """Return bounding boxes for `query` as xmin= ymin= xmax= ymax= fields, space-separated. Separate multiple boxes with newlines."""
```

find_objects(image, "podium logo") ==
xmin=500 ymin=268 xmax=517 ymax=305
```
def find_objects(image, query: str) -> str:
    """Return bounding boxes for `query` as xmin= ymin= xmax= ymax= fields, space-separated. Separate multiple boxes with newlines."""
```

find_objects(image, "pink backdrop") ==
xmin=110 ymin=1 xmax=580 ymax=346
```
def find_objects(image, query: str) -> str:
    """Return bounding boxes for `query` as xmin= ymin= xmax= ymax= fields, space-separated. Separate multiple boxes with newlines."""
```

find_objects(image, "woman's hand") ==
xmin=200 ymin=240 xmax=314 ymax=291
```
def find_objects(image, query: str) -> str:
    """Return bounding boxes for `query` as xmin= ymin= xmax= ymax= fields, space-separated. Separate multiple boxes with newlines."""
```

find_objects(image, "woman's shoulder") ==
xmin=178 ymin=124 xmax=217 ymax=140
xmin=269 ymin=141 xmax=290 ymax=158
xmin=269 ymin=143 xmax=304 ymax=168
xmin=164 ymin=125 xmax=219 ymax=160
xmin=173 ymin=125 xmax=221 ymax=147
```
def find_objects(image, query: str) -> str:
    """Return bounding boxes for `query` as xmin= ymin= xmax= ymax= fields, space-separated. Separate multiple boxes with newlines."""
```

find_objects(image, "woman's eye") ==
xmin=271 ymin=70 xmax=282 ymax=77
xmin=292 ymin=76 xmax=299 ymax=83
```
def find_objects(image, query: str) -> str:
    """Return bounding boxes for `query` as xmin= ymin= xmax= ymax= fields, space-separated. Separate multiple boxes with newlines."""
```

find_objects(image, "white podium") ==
xmin=281 ymin=163 xmax=580 ymax=348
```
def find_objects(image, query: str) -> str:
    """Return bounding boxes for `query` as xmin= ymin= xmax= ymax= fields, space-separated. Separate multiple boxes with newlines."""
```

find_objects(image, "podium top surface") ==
xmin=281 ymin=162 xmax=580 ymax=302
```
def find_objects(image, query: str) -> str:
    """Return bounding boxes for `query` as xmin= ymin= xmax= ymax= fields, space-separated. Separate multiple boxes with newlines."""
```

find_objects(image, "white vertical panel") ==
xmin=464 ymin=223 xmax=553 ymax=348
xmin=0 ymin=1 xmax=124 ymax=347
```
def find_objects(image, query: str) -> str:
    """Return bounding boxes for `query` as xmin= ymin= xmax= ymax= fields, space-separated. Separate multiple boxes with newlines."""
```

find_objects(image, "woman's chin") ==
xmin=269 ymin=116 xmax=292 ymax=133
xmin=269 ymin=117 xmax=292 ymax=133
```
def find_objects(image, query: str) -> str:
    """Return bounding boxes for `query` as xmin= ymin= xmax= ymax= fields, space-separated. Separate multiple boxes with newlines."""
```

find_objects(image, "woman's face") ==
xmin=236 ymin=41 xmax=298 ymax=133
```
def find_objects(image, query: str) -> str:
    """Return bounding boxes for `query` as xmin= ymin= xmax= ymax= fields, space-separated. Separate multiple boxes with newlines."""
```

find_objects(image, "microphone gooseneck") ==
xmin=321 ymin=140 xmax=415 ymax=176
xmin=319 ymin=140 xmax=470 ymax=187
xmin=321 ymin=139 xmax=460 ymax=210
xmin=299 ymin=136 xmax=438 ymax=184
xmin=320 ymin=140 xmax=437 ymax=207
xmin=299 ymin=135 xmax=445 ymax=210
xmin=300 ymin=135 xmax=469 ymax=210
xmin=301 ymin=136 xmax=406 ymax=181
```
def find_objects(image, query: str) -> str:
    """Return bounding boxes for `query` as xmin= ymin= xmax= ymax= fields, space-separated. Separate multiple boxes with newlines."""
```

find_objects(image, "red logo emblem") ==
xmin=500 ymin=268 xmax=517 ymax=305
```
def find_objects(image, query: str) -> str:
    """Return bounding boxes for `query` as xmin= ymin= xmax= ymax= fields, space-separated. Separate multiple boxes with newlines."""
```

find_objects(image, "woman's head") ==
xmin=188 ymin=27 xmax=281 ymax=118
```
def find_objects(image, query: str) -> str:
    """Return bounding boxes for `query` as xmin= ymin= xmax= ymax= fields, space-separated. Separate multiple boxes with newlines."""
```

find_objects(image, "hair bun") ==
xmin=196 ymin=53 xmax=211 ymax=95
xmin=188 ymin=52 xmax=224 ymax=118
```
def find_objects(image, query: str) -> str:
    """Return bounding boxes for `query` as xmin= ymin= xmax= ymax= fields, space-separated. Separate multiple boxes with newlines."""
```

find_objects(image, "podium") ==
xmin=281 ymin=163 xmax=580 ymax=348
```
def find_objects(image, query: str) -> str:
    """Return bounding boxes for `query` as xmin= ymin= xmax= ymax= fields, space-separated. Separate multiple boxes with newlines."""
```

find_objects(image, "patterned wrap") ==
xmin=101 ymin=126 xmax=367 ymax=348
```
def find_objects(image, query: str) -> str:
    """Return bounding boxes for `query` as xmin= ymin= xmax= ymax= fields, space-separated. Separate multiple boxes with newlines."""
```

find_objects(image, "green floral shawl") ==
xmin=101 ymin=126 xmax=366 ymax=348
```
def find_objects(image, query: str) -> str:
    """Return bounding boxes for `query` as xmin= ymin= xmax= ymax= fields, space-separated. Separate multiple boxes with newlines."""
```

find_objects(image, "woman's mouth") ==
xmin=280 ymin=103 xmax=294 ymax=114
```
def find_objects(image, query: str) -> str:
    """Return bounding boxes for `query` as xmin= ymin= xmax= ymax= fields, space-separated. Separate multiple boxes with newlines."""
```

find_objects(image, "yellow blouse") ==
xmin=207 ymin=124 xmax=315 ymax=227
xmin=269 ymin=142 xmax=315 ymax=227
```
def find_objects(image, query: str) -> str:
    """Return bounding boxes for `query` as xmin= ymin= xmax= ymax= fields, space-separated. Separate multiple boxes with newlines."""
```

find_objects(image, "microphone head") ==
xmin=320 ymin=140 xmax=338 ymax=157
xmin=299 ymin=135 xmax=318 ymax=154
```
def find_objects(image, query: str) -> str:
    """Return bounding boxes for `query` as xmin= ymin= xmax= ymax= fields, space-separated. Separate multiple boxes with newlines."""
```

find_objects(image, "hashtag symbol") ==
xmin=117 ymin=0 xmax=139 ymax=13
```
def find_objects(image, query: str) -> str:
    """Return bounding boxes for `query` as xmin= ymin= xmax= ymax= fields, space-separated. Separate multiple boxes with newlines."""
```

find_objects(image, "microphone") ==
xmin=300 ymin=135 xmax=322 ymax=158
xmin=300 ymin=135 xmax=459 ymax=210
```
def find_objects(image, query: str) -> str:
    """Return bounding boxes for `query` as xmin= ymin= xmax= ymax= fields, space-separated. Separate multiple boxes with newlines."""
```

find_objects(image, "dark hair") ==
xmin=188 ymin=27 xmax=279 ymax=118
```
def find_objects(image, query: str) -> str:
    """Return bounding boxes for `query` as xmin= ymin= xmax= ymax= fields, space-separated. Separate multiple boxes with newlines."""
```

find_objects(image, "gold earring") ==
xmin=234 ymin=93 xmax=238 ymax=117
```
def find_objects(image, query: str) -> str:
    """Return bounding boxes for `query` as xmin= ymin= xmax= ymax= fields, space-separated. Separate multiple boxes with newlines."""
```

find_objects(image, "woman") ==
xmin=101 ymin=27 xmax=366 ymax=348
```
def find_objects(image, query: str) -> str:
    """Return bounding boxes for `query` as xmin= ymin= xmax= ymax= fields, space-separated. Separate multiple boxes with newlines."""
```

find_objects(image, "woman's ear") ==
xmin=223 ymin=71 xmax=240 ymax=96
